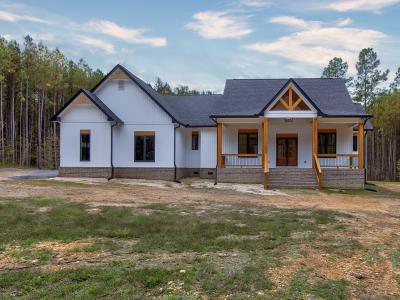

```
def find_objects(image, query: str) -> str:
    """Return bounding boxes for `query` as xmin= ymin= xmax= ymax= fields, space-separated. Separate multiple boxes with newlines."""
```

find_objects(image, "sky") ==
xmin=0 ymin=0 xmax=399 ymax=92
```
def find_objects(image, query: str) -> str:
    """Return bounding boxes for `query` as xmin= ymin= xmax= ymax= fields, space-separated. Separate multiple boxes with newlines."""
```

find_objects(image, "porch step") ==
xmin=267 ymin=168 xmax=318 ymax=189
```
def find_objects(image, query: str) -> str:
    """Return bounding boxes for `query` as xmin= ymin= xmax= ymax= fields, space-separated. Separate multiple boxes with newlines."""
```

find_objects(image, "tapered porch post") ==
xmin=358 ymin=121 xmax=364 ymax=169
xmin=217 ymin=123 xmax=223 ymax=168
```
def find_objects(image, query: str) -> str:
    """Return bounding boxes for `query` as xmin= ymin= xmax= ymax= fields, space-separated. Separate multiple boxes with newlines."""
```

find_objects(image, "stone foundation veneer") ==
xmin=322 ymin=169 xmax=365 ymax=189
xmin=59 ymin=167 xmax=111 ymax=178
xmin=59 ymin=167 xmax=364 ymax=188
xmin=59 ymin=167 xmax=216 ymax=180
xmin=217 ymin=168 xmax=263 ymax=184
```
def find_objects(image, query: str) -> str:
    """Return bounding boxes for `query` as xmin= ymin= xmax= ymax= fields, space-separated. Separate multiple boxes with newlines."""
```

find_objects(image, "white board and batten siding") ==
xmin=200 ymin=128 xmax=217 ymax=168
xmin=268 ymin=119 xmax=312 ymax=168
xmin=94 ymin=78 xmax=175 ymax=168
xmin=59 ymin=101 xmax=111 ymax=167
xmin=175 ymin=127 xmax=201 ymax=168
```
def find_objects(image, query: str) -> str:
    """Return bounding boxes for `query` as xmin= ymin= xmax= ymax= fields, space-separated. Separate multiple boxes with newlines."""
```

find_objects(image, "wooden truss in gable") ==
xmin=271 ymin=87 xmax=311 ymax=111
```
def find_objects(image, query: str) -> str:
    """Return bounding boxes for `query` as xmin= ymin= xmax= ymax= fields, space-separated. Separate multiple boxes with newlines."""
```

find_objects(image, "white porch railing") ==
xmin=318 ymin=154 xmax=359 ymax=169
xmin=222 ymin=154 xmax=262 ymax=168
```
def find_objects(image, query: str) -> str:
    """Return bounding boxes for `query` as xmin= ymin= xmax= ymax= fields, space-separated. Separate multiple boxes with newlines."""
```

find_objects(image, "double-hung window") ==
xmin=135 ymin=131 xmax=155 ymax=162
xmin=80 ymin=130 xmax=91 ymax=161
xmin=318 ymin=131 xmax=336 ymax=154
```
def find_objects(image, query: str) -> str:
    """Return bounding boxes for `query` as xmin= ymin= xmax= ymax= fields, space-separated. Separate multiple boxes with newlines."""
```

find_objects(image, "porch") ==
xmin=216 ymin=117 xmax=365 ymax=189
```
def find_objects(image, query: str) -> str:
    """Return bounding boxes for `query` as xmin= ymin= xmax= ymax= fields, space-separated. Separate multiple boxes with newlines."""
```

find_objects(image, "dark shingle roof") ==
xmin=162 ymin=95 xmax=223 ymax=126
xmin=51 ymin=89 xmax=123 ymax=124
xmin=216 ymin=78 xmax=370 ymax=117
xmin=56 ymin=64 xmax=371 ymax=127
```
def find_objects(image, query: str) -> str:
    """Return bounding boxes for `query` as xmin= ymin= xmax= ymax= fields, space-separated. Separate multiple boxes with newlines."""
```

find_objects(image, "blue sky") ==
xmin=1 ymin=0 xmax=399 ymax=92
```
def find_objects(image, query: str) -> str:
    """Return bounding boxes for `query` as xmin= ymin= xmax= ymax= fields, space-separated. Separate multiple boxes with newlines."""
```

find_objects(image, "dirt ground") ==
xmin=1 ymin=170 xmax=400 ymax=297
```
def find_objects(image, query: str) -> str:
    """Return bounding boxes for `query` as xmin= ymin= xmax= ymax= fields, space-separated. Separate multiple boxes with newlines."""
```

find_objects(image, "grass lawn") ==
xmin=0 ymin=197 xmax=357 ymax=299
xmin=0 ymin=178 xmax=399 ymax=299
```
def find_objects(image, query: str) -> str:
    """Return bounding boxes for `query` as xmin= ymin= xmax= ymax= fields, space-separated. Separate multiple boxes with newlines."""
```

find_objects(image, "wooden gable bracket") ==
xmin=276 ymin=87 xmax=305 ymax=111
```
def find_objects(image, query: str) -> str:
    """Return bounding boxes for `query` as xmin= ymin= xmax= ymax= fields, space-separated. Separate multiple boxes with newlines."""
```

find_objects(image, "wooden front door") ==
xmin=276 ymin=136 xmax=298 ymax=166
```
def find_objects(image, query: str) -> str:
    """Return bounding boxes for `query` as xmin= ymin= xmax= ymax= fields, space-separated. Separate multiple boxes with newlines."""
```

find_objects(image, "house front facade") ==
xmin=52 ymin=64 xmax=372 ymax=189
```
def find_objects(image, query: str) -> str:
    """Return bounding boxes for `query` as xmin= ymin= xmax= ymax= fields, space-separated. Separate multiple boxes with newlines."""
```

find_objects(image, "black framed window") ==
xmin=80 ymin=130 xmax=90 ymax=161
xmin=192 ymin=131 xmax=199 ymax=150
xmin=318 ymin=132 xmax=336 ymax=154
xmin=353 ymin=135 xmax=358 ymax=152
xmin=135 ymin=132 xmax=155 ymax=162
xmin=238 ymin=131 xmax=258 ymax=154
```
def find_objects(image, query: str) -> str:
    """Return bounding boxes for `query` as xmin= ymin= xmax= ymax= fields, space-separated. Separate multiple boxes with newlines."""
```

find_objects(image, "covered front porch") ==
xmin=215 ymin=116 xmax=365 ymax=189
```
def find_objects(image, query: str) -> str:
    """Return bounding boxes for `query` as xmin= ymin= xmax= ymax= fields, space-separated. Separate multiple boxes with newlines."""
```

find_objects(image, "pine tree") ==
xmin=354 ymin=48 xmax=389 ymax=108
xmin=321 ymin=57 xmax=352 ymax=86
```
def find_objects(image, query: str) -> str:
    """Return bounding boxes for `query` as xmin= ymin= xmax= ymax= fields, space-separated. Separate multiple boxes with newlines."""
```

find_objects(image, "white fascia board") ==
xmin=318 ymin=117 xmax=363 ymax=124
xmin=266 ymin=111 xmax=317 ymax=118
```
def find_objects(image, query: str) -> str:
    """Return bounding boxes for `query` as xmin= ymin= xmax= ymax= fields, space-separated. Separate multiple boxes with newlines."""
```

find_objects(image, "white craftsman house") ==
xmin=52 ymin=64 xmax=372 ymax=188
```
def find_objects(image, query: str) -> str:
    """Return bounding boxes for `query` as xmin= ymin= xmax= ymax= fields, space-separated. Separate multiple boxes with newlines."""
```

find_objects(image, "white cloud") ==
xmin=269 ymin=16 xmax=319 ymax=29
xmin=324 ymin=0 xmax=400 ymax=12
xmin=0 ymin=10 xmax=50 ymax=24
xmin=86 ymin=19 xmax=167 ymax=47
xmin=244 ymin=17 xmax=387 ymax=74
xmin=336 ymin=18 xmax=352 ymax=26
xmin=185 ymin=11 xmax=253 ymax=39
xmin=238 ymin=0 xmax=273 ymax=7
xmin=77 ymin=35 xmax=115 ymax=54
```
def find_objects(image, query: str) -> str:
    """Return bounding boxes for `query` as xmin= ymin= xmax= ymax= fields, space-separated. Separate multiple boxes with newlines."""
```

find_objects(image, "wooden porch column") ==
xmin=217 ymin=123 xmax=223 ymax=168
xmin=312 ymin=118 xmax=318 ymax=167
xmin=358 ymin=121 xmax=364 ymax=169
xmin=262 ymin=118 xmax=269 ymax=171
xmin=262 ymin=118 xmax=269 ymax=189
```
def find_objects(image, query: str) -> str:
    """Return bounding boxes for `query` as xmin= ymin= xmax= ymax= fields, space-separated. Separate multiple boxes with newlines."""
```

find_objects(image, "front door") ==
xmin=276 ymin=136 xmax=298 ymax=166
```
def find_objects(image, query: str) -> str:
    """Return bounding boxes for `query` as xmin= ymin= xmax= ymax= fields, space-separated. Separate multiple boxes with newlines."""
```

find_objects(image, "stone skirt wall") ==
xmin=322 ymin=168 xmax=365 ymax=188
xmin=217 ymin=168 xmax=263 ymax=184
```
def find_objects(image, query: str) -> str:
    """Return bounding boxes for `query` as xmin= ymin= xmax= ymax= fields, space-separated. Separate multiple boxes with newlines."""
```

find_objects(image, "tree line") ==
xmin=321 ymin=48 xmax=400 ymax=181
xmin=0 ymin=35 xmax=104 ymax=168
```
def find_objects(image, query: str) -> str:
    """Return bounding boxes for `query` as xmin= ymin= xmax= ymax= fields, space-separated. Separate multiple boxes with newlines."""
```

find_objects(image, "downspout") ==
xmin=211 ymin=117 xmax=218 ymax=186
xmin=363 ymin=117 xmax=370 ymax=184
xmin=174 ymin=124 xmax=181 ymax=183
xmin=108 ymin=122 xmax=117 ymax=181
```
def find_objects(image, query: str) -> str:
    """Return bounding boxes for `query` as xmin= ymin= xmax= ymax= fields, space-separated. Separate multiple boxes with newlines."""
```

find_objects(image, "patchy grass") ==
xmin=81 ymin=239 xmax=123 ymax=253
xmin=9 ymin=248 xmax=52 ymax=262
xmin=0 ymin=198 xmax=347 ymax=254
xmin=19 ymin=179 xmax=90 ymax=188
xmin=280 ymin=268 xmax=349 ymax=300
xmin=0 ymin=197 xmax=372 ymax=298
xmin=323 ymin=183 xmax=400 ymax=198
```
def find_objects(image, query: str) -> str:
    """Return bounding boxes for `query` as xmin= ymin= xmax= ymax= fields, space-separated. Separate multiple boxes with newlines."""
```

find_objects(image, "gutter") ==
xmin=174 ymin=124 xmax=181 ymax=183
xmin=108 ymin=122 xmax=117 ymax=181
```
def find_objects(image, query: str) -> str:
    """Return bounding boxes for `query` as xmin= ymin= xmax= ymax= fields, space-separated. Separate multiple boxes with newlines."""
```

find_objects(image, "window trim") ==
xmin=318 ymin=129 xmax=337 ymax=155
xmin=191 ymin=131 xmax=199 ymax=150
xmin=80 ymin=129 xmax=91 ymax=162
xmin=134 ymin=131 xmax=155 ymax=162
xmin=238 ymin=129 xmax=258 ymax=155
